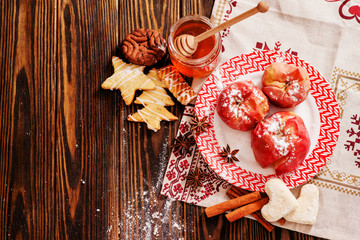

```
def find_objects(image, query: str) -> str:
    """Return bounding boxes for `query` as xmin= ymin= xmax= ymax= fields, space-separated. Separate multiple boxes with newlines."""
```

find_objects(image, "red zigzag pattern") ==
xmin=195 ymin=51 xmax=340 ymax=192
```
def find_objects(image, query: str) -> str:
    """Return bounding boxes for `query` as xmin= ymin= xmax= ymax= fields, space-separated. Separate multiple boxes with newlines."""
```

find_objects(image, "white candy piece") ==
xmin=261 ymin=178 xmax=299 ymax=222
xmin=284 ymin=184 xmax=319 ymax=225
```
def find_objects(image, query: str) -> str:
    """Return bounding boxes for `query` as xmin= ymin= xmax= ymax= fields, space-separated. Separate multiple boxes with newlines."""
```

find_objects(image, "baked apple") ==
xmin=262 ymin=62 xmax=310 ymax=108
xmin=216 ymin=80 xmax=269 ymax=131
xmin=251 ymin=111 xmax=310 ymax=175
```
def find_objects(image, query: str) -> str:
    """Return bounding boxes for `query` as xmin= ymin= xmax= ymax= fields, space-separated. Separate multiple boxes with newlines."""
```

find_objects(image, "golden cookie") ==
xmin=127 ymin=103 xmax=178 ymax=132
xmin=101 ymin=56 xmax=155 ymax=105
xmin=158 ymin=65 xmax=196 ymax=105
xmin=147 ymin=68 xmax=167 ymax=88
xmin=134 ymin=68 xmax=174 ymax=106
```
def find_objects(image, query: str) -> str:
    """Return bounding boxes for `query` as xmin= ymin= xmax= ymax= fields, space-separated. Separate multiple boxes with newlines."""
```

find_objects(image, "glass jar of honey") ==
xmin=168 ymin=15 xmax=222 ymax=78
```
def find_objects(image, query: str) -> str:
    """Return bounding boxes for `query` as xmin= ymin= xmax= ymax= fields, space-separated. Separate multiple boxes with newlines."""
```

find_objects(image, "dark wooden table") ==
xmin=0 ymin=1 xmax=325 ymax=239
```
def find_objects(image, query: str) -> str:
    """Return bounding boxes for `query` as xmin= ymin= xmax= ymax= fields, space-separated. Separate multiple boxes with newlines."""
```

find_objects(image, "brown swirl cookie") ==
xmin=122 ymin=29 xmax=167 ymax=66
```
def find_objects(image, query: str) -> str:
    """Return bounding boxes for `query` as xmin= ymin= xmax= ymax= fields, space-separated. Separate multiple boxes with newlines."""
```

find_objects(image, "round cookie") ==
xmin=122 ymin=28 xmax=167 ymax=66
xmin=216 ymin=80 xmax=269 ymax=131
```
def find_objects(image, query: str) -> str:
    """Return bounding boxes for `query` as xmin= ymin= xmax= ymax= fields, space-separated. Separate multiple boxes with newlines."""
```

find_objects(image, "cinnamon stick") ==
xmin=229 ymin=187 xmax=287 ymax=226
xmin=231 ymin=186 xmax=249 ymax=195
xmin=226 ymin=187 xmax=276 ymax=232
xmin=225 ymin=197 xmax=269 ymax=223
xmin=205 ymin=192 xmax=261 ymax=218
xmin=226 ymin=190 xmax=238 ymax=200
xmin=252 ymin=212 xmax=275 ymax=232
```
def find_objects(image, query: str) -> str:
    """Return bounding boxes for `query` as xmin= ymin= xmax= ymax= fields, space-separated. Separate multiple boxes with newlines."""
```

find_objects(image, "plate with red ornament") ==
xmin=194 ymin=50 xmax=340 ymax=192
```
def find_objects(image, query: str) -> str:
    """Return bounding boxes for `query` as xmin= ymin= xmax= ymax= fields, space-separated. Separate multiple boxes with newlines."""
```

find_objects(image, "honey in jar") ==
xmin=168 ymin=15 xmax=222 ymax=78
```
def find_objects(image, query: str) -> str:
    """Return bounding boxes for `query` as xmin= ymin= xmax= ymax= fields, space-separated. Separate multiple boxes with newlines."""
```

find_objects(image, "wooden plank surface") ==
xmin=55 ymin=1 xmax=120 ymax=239
xmin=0 ymin=0 xmax=325 ymax=239
xmin=0 ymin=0 xmax=56 ymax=239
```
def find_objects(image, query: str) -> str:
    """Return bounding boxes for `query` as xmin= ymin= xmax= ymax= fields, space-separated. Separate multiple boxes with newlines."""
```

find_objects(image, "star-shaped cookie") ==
xmin=101 ymin=56 xmax=155 ymax=105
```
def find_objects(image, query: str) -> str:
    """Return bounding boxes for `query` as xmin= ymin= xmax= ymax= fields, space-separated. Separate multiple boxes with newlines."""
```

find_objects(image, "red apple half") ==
xmin=251 ymin=111 xmax=310 ymax=175
xmin=262 ymin=62 xmax=310 ymax=108
xmin=216 ymin=80 xmax=269 ymax=131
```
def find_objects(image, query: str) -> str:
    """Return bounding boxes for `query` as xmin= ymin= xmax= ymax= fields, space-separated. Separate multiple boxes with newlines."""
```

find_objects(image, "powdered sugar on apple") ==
xmin=271 ymin=135 xmax=291 ymax=156
xmin=227 ymin=88 xmax=244 ymax=116
xmin=263 ymin=114 xmax=294 ymax=157
xmin=213 ymin=71 xmax=320 ymax=175
xmin=287 ymin=81 xmax=300 ymax=102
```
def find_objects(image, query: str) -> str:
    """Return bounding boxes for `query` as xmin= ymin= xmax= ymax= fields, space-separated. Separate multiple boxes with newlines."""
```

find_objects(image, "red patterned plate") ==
xmin=194 ymin=51 xmax=340 ymax=192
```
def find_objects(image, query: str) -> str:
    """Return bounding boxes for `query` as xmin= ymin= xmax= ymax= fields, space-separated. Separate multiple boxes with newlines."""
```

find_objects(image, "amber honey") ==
xmin=168 ymin=16 xmax=221 ymax=78
xmin=174 ymin=22 xmax=215 ymax=59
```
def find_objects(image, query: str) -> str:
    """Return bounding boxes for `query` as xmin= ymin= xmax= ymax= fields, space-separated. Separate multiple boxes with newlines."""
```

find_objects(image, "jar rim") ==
xmin=168 ymin=15 xmax=221 ymax=66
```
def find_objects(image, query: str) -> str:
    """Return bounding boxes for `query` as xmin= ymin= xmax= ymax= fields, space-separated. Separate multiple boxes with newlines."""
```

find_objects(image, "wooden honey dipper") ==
xmin=175 ymin=1 xmax=269 ymax=57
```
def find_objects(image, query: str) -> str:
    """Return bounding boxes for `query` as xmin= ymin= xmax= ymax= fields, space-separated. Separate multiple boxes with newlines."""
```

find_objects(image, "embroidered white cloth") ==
xmin=161 ymin=0 xmax=360 ymax=239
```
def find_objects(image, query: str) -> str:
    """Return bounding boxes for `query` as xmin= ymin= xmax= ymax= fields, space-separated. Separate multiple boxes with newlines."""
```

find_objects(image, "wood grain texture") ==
xmin=55 ymin=0 xmax=119 ymax=239
xmin=0 ymin=0 xmax=56 ymax=239
xmin=0 ymin=0 xmax=326 ymax=239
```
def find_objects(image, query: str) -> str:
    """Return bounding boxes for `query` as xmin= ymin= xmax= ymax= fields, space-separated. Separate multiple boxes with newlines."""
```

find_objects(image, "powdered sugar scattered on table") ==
xmin=119 ymin=138 xmax=185 ymax=239
xmin=119 ymin=190 xmax=184 ymax=239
